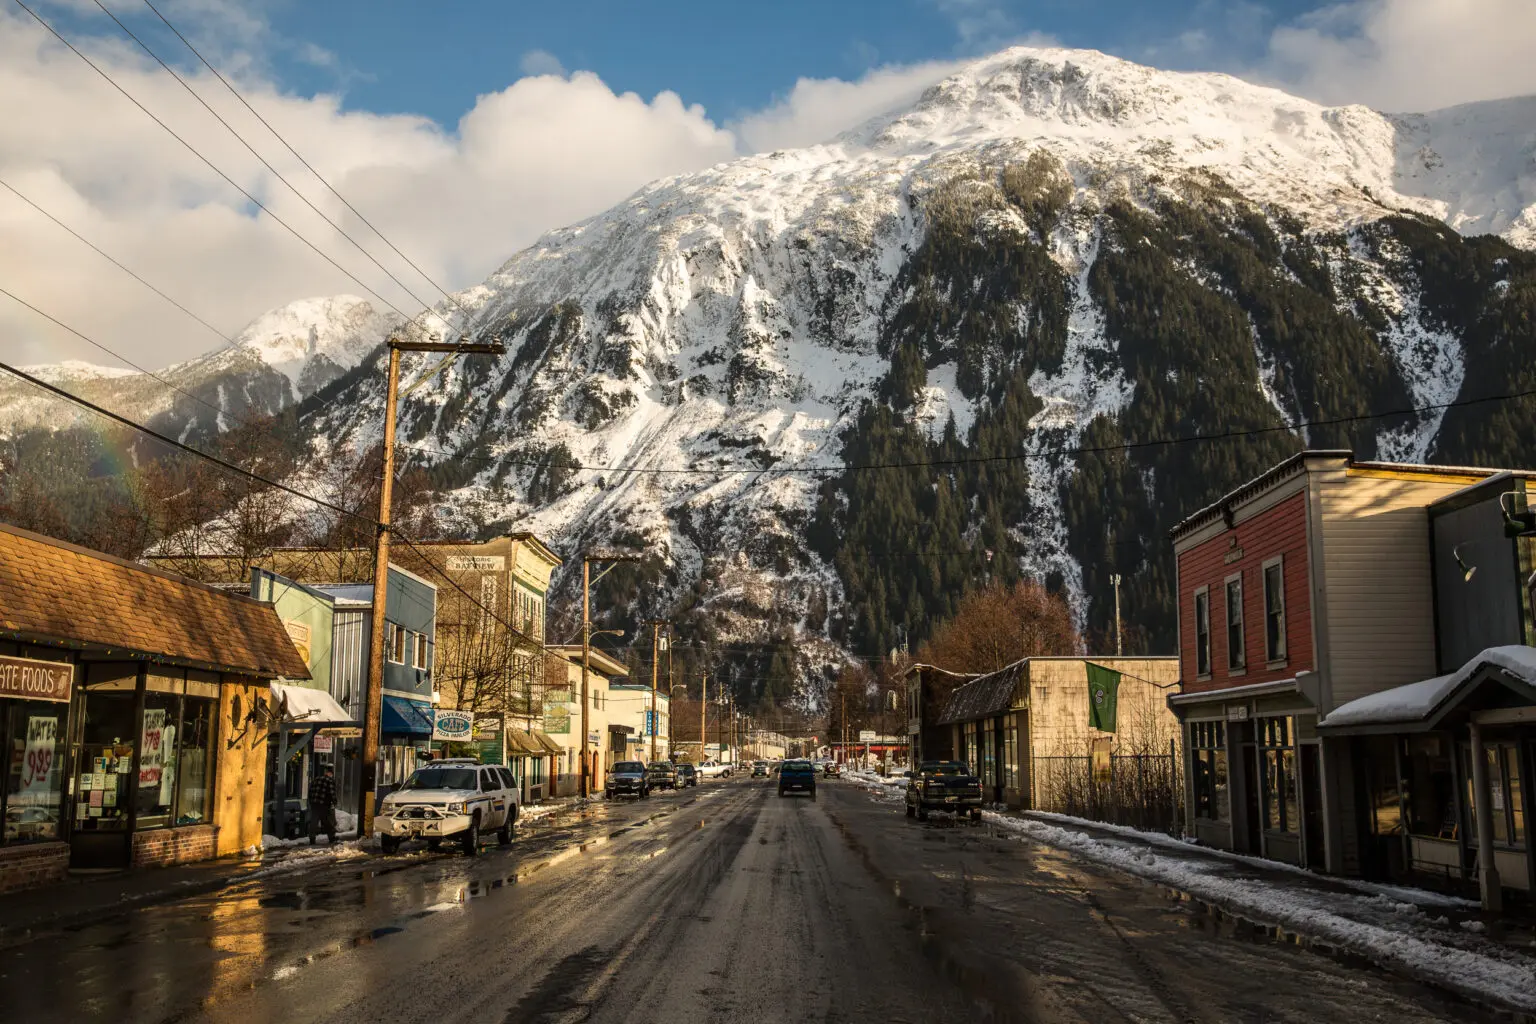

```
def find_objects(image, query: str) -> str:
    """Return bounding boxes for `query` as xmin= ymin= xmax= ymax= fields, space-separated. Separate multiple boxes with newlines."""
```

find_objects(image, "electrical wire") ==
xmin=396 ymin=383 xmax=1536 ymax=478
xmin=0 ymin=175 xmax=235 ymax=347
xmin=10 ymin=0 xmax=445 ymax=334
xmin=137 ymin=0 xmax=471 ymax=320
xmin=84 ymin=0 xmax=456 ymax=332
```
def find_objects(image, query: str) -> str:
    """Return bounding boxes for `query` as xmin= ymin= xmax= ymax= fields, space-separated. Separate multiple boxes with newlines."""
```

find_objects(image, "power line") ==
xmin=11 ymin=0 xmax=443 ymax=333
xmin=137 ymin=0 xmax=471 ymax=320
xmin=0 ymin=357 xmax=537 ymax=649
xmin=85 ymin=0 xmax=456 ymax=331
xmin=0 ymin=175 xmax=235 ymax=347
xmin=400 ymin=385 xmax=1536 ymax=478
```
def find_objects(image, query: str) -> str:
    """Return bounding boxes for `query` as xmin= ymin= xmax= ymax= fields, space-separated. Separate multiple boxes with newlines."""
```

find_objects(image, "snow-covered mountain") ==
xmin=12 ymin=47 xmax=1536 ymax=700
xmin=0 ymin=295 xmax=398 ymax=439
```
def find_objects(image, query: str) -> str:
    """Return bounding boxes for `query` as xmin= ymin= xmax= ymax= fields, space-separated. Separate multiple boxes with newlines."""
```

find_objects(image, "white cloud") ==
xmin=930 ymin=0 xmax=1016 ymax=50
xmin=0 ymin=9 xmax=735 ymax=367
xmin=734 ymin=60 xmax=969 ymax=153
xmin=518 ymin=49 xmax=565 ymax=78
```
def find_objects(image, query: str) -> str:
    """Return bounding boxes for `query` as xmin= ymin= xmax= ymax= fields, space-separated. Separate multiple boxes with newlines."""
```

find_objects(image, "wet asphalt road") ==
xmin=0 ymin=776 xmax=1486 ymax=1023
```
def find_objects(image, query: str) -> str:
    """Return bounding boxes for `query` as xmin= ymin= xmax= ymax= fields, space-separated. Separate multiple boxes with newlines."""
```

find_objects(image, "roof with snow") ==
xmin=1319 ymin=646 xmax=1536 ymax=733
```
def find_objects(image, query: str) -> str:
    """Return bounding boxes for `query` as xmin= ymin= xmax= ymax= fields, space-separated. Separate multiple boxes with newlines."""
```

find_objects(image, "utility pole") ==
xmin=580 ymin=551 xmax=639 ymax=798
xmin=841 ymin=691 xmax=847 ymax=765
xmin=666 ymin=626 xmax=675 ymax=754
xmin=700 ymin=671 xmax=707 ymax=761
xmin=1111 ymin=573 xmax=1124 ymax=657
xmin=649 ymin=620 xmax=665 ymax=762
xmin=361 ymin=335 xmax=502 ymax=836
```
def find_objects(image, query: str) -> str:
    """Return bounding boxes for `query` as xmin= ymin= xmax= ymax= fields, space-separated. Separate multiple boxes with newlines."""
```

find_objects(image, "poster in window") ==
xmin=140 ymin=709 xmax=165 ymax=787
xmin=20 ymin=716 xmax=57 ymax=796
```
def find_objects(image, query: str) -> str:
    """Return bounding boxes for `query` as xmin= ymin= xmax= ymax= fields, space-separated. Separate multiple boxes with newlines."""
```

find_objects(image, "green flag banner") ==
xmin=1086 ymin=662 xmax=1121 ymax=733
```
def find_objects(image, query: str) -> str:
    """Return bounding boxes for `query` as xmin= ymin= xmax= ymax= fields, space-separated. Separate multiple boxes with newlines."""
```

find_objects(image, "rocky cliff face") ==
xmin=15 ymin=48 xmax=1536 ymax=706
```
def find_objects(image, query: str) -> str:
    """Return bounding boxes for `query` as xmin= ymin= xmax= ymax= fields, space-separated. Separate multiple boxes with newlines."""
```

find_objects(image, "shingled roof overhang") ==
xmin=937 ymin=660 xmax=1027 ymax=725
xmin=0 ymin=523 xmax=310 ymax=680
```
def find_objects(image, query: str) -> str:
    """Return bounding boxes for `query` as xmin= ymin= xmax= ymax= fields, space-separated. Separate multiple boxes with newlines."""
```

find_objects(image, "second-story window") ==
xmin=1226 ymin=575 xmax=1245 ymax=670
xmin=387 ymin=624 xmax=406 ymax=664
xmin=1264 ymin=558 xmax=1287 ymax=662
xmin=413 ymin=633 xmax=429 ymax=670
xmin=1194 ymin=587 xmax=1211 ymax=677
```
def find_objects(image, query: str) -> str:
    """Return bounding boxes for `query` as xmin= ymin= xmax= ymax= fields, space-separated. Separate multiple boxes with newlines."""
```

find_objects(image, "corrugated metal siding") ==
xmin=1319 ymin=472 xmax=1476 ymax=710
xmin=1177 ymin=491 xmax=1313 ymax=694
xmin=331 ymin=609 xmax=368 ymax=718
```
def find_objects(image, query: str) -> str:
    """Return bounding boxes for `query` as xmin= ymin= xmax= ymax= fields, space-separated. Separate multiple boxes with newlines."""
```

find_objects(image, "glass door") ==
xmin=70 ymin=670 xmax=138 ymax=868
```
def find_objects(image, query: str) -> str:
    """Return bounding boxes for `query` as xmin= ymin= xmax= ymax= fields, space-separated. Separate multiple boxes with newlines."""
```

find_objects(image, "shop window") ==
xmin=1465 ymin=742 xmax=1526 ymax=849
xmin=1191 ymin=721 xmax=1228 ymax=821
xmin=1002 ymin=714 xmax=1019 ymax=790
xmin=1225 ymin=576 xmax=1245 ymax=670
xmin=1260 ymin=716 xmax=1298 ymax=833
xmin=3 ymin=702 xmax=67 ymax=845
xmin=962 ymin=721 xmax=978 ymax=775
xmin=176 ymin=699 xmax=214 ymax=825
xmin=135 ymin=691 xmax=181 ymax=829
xmin=981 ymin=724 xmax=997 ymax=788
xmin=1194 ymin=588 xmax=1211 ymax=677
xmin=1364 ymin=736 xmax=1404 ymax=836
xmin=1263 ymin=559 xmax=1287 ymax=662
xmin=1402 ymin=735 xmax=1457 ymax=839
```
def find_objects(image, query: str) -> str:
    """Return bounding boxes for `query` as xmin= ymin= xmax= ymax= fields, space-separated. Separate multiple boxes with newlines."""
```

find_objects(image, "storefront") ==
xmin=0 ymin=523 xmax=309 ymax=890
xmin=1320 ymin=646 xmax=1536 ymax=909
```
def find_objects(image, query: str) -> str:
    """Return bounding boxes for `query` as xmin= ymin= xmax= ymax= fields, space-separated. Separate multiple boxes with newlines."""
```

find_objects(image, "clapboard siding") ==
xmin=1317 ymin=469 xmax=1483 ymax=711
xmin=1177 ymin=492 xmax=1313 ymax=694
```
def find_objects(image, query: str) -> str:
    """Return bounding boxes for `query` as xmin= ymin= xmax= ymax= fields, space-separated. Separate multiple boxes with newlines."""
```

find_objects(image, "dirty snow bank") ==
xmin=986 ymin=811 xmax=1536 ymax=1013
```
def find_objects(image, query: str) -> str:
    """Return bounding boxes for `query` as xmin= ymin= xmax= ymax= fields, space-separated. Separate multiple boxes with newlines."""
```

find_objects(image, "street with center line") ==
xmin=0 ymin=774 xmax=1489 ymax=1024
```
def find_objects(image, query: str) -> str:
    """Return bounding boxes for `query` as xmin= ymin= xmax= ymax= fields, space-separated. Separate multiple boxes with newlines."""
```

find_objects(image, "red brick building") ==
xmin=1169 ymin=452 xmax=1494 ymax=873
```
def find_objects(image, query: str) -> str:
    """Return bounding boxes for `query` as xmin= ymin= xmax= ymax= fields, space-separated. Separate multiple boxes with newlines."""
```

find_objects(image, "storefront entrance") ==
xmin=70 ymin=670 xmax=137 ymax=869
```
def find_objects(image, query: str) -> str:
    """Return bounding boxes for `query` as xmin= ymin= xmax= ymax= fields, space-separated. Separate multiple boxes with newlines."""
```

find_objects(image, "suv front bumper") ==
xmin=378 ymin=809 xmax=473 ymax=837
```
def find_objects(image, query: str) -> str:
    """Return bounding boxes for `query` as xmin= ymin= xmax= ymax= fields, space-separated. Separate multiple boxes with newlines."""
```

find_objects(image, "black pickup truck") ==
xmin=905 ymin=761 xmax=984 ymax=821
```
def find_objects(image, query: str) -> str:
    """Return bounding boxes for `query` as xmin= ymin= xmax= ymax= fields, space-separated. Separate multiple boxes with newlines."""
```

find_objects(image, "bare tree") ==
xmin=916 ymin=580 xmax=1081 ymax=673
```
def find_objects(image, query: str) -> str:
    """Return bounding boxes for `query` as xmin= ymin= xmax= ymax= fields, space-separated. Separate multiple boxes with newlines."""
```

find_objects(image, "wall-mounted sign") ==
xmin=1226 ymin=705 xmax=1250 ymax=722
xmin=320 ymin=727 xmax=362 ymax=738
xmin=0 ymin=656 xmax=73 ymax=703
xmin=472 ymin=713 xmax=504 ymax=742
xmin=447 ymin=555 xmax=505 ymax=572
xmin=543 ymin=704 xmax=571 ymax=734
xmin=432 ymin=709 xmax=474 ymax=742
xmin=858 ymin=730 xmax=877 ymax=743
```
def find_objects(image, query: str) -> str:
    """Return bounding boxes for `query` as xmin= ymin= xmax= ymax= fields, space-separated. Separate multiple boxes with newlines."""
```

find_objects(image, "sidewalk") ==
xmin=842 ymin=770 xmax=1536 ymax=1015
xmin=993 ymin=810 xmax=1536 ymax=1016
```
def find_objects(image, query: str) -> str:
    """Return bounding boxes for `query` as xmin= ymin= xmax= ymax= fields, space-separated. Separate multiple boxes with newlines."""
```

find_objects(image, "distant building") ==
xmin=610 ymin=683 xmax=670 ymax=762
xmin=546 ymin=645 xmax=630 ymax=793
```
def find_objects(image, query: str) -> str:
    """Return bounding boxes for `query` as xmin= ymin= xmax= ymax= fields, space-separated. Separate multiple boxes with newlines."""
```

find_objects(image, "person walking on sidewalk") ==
xmin=308 ymin=764 xmax=338 ymax=845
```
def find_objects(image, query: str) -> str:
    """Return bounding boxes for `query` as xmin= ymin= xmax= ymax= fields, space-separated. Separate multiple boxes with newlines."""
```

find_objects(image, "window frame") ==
xmin=412 ymin=632 xmax=429 ymax=670
xmin=1263 ymin=556 xmax=1287 ymax=666
xmin=1193 ymin=586 xmax=1212 ymax=678
xmin=1259 ymin=715 xmax=1299 ymax=834
xmin=1190 ymin=720 xmax=1229 ymax=821
xmin=1224 ymin=573 xmax=1245 ymax=672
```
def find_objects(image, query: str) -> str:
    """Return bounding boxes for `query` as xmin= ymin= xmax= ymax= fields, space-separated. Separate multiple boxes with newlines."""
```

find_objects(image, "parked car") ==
xmin=778 ymin=759 xmax=817 ymax=799
xmin=822 ymin=761 xmax=843 ymax=777
xmin=606 ymin=761 xmax=650 ymax=799
xmin=751 ymin=761 xmax=769 ymax=778
xmin=675 ymin=763 xmax=698 ymax=787
xmin=376 ymin=759 xmax=519 ymax=855
xmin=905 ymin=761 xmax=984 ymax=821
xmin=697 ymin=760 xmax=733 ymax=779
xmin=647 ymin=761 xmax=680 ymax=790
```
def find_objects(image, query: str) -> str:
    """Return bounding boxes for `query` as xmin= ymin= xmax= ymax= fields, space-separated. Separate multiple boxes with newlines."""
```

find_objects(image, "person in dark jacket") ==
xmin=308 ymin=764 xmax=338 ymax=845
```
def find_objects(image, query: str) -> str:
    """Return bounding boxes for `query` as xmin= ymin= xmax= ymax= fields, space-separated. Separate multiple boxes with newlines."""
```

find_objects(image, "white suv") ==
xmin=377 ymin=759 xmax=520 ymax=856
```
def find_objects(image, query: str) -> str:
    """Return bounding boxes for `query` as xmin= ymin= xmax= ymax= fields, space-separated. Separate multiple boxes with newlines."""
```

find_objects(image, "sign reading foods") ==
xmin=0 ymin=655 xmax=74 ymax=703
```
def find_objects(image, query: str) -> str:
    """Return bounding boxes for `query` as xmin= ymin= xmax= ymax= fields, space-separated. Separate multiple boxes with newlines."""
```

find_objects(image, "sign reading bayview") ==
xmin=432 ymin=709 xmax=474 ymax=742
xmin=0 ymin=655 xmax=74 ymax=703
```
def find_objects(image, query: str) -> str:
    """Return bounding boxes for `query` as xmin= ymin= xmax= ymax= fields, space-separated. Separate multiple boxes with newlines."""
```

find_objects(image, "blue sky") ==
xmin=256 ymin=0 xmax=1320 ymax=125
xmin=5 ymin=0 xmax=1531 ymax=366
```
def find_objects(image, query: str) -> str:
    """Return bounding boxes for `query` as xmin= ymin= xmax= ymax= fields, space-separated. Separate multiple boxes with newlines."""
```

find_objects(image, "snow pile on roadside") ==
xmin=1028 ymin=811 xmax=1475 ymax=909
xmin=986 ymin=811 xmax=1536 ymax=1013
xmin=845 ymin=770 xmax=905 ymax=801
xmin=247 ymin=837 xmax=376 ymax=879
xmin=519 ymin=802 xmax=566 ymax=824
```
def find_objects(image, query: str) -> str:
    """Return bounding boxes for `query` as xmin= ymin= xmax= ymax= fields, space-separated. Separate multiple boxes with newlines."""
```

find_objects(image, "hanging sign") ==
xmin=432 ymin=709 xmax=474 ymax=742
xmin=0 ymin=656 xmax=73 ymax=703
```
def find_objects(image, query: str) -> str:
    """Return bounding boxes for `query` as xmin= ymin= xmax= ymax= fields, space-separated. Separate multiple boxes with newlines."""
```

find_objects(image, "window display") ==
xmin=3 ymin=704 xmax=67 ymax=844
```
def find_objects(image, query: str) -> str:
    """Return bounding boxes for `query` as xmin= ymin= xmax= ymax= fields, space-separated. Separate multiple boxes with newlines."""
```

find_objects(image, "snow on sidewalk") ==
xmin=982 ymin=811 xmax=1536 ymax=1014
